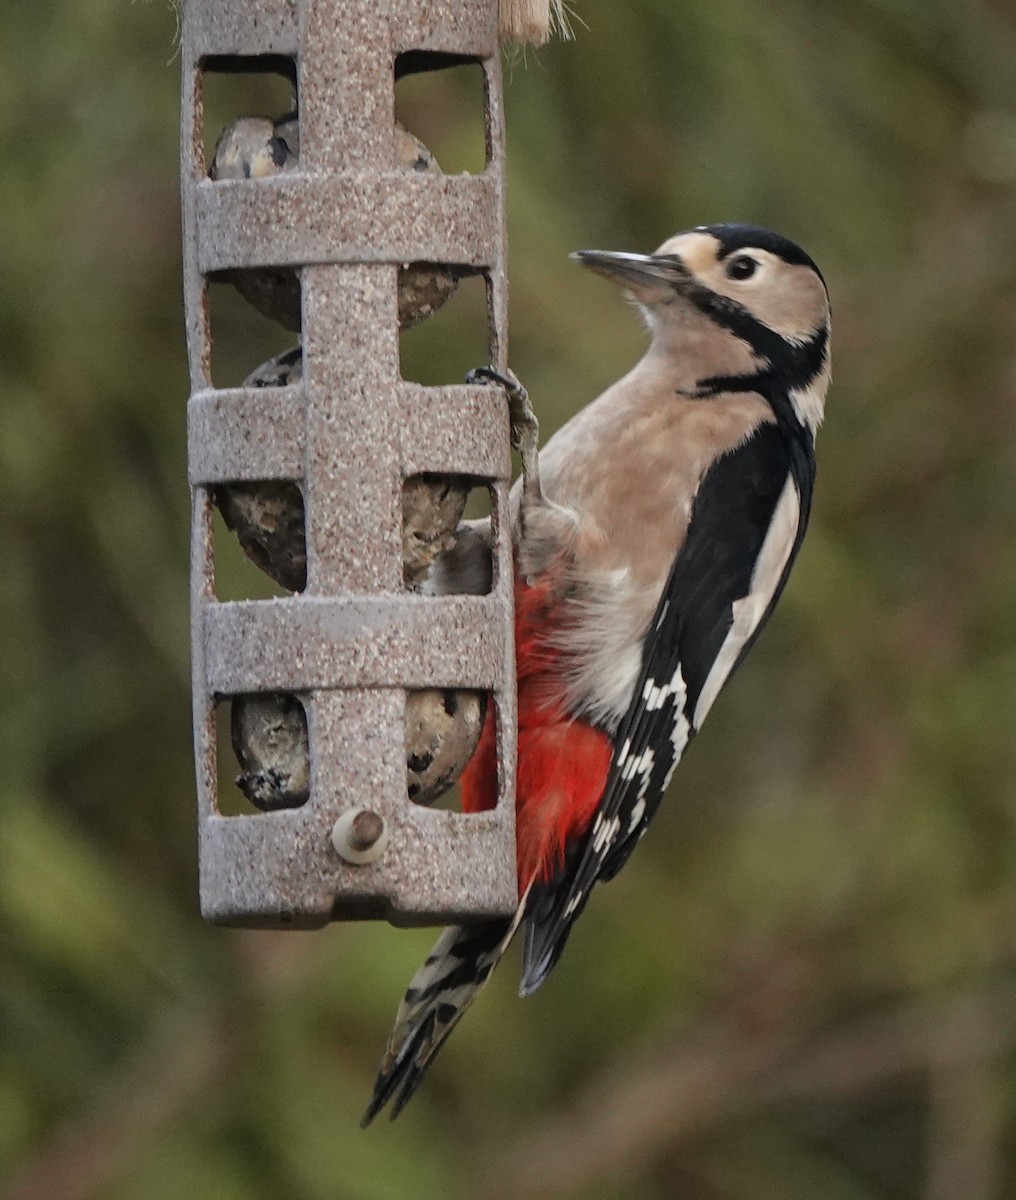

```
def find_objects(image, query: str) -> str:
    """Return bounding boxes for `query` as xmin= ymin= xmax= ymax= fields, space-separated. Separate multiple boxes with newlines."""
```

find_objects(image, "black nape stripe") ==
xmin=682 ymin=279 xmax=829 ymax=402
xmin=697 ymin=321 xmax=829 ymax=399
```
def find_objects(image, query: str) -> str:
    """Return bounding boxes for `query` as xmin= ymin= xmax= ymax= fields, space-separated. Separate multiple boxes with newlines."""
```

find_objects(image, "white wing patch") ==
xmin=642 ymin=663 xmax=691 ymax=791
xmin=591 ymin=812 xmax=621 ymax=852
xmin=692 ymin=479 xmax=800 ymax=729
xmin=601 ymin=663 xmax=691 ymax=845
xmin=626 ymin=796 xmax=647 ymax=834
xmin=667 ymin=714 xmax=691 ymax=784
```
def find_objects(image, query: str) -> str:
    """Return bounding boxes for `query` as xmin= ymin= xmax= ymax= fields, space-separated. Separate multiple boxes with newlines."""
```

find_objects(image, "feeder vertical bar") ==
xmin=184 ymin=0 xmax=518 ymax=928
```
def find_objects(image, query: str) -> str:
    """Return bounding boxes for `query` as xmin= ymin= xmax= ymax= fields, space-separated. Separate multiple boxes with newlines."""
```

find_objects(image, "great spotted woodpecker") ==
xmin=363 ymin=223 xmax=831 ymax=1123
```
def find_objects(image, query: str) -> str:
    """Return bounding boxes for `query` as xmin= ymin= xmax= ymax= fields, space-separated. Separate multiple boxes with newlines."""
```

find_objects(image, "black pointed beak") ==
xmin=571 ymin=250 xmax=689 ymax=291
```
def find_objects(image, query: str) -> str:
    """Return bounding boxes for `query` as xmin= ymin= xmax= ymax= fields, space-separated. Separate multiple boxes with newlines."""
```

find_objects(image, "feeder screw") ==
xmin=331 ymin=809 xmax=389 ymax=865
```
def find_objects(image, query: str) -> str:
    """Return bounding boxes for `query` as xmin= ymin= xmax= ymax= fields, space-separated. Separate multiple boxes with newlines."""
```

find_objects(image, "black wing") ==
xmin=520 ymin=419 xmax=814 ymax=994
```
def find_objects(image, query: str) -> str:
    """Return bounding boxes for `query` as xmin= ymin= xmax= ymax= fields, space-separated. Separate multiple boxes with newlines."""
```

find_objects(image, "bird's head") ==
xmin=573 ymin=225 xmax=830 ymax=430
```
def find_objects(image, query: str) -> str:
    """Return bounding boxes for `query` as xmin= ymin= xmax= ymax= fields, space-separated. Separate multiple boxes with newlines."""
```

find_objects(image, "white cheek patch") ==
xmin=692 ymin=479 xmax=800 ymax=729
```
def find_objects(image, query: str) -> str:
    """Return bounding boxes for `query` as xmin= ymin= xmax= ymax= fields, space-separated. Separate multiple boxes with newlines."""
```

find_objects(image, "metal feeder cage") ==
xmin=182 ymin=0 xmax=518 ymax=928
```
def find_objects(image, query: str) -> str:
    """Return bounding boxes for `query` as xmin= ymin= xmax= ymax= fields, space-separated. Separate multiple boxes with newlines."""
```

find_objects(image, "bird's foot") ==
xmin=466 ymin=367 xmax=541 ymax=500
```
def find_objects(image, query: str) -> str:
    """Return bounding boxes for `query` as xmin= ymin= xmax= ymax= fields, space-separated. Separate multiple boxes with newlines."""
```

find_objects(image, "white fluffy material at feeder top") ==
xmin=499 ymin=0 xmax=574 ymax=46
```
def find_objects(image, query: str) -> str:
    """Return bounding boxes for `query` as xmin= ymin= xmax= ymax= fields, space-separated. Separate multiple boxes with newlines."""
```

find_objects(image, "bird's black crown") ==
xmin=695 ymin=223 xmax=826 ymax=288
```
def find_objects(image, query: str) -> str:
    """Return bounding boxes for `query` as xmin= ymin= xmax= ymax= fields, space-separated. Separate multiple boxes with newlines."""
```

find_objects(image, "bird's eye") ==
xmin=725 ymin=255 xmax=759 ymax=281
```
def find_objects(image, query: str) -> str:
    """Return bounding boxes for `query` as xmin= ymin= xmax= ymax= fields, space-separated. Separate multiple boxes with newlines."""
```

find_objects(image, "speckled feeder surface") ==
xmin=182 ymin=0 xmax=517 ymax=928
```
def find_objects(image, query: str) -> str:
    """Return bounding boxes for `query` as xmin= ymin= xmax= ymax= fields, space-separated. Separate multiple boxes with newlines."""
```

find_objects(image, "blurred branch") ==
xmin=924 ymin=1064 xmax=1003 ymax=1200
xmin=491 ymin=981 xmax=1016 ymax=1200
xmin=2 ymin=1005 xmax=230 ymax=1200
xmin=924 ymin=1012 xmax=1005 ymax=1200
xmin=489 ymin=1006 xmax=805 ymax=1200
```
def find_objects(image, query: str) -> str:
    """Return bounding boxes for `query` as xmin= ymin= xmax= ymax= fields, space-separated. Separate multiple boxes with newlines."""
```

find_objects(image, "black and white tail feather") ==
xmin=361 ymin=895 xmax=530 ymax=1126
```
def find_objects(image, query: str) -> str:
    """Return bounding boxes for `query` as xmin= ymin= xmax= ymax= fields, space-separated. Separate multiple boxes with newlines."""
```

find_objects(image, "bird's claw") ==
xmin=466 ymin=366 xmax=520 ymax=392
xmin=466 ymin=366 xmax=541 ymax=500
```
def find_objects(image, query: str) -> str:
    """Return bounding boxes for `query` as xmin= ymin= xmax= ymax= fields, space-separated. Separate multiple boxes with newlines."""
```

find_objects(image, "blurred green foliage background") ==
xmin=3 ymin=1 xmax=1016 ymax=1197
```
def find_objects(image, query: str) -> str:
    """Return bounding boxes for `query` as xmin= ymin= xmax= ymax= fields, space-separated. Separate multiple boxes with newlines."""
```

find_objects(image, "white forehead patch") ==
xmin=652 ymin=230 xmax=720 ymax=275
